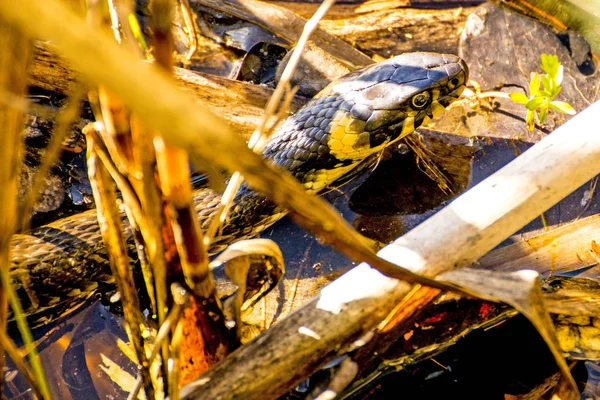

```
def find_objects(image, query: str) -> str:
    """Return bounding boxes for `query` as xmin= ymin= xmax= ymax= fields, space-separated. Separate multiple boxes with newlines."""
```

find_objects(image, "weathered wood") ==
xmin=190 ymin=0 xmax=374 ymax=67
xmin=477 ymin=214 xmax=600 ymax=274
xmin=272 ymin=1 xmax=474 ymax=56
xmin=29 ymin=42 xmax=306 ymax=140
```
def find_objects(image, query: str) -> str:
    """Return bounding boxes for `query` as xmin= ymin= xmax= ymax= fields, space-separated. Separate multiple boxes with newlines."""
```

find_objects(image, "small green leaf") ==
xmin=554 ymin=85 xmax=562 ymax=97
xmin=526 ymin=96 xmax=546 ymax=110
xmin=555 ymin=64 xmax=564 ymax=86
xmin=510 ymin=92 xmax=530 ymax=104
xmin=550 ymin=101 xmax=576 ymax=115
xmin=540 ymin=54 xmax=551 ymax=74
xmin=541 ymin=54 xmax=559 ymax=76
xmin=541 ymin=74 xmax=553 ymax=94
xmin=529 ymin=73 xmax=541 ymax=97
xmin=526 ymin=109 xmax=535 ymax=131
xmin=539 ymin=106 xmax=548 ymax=124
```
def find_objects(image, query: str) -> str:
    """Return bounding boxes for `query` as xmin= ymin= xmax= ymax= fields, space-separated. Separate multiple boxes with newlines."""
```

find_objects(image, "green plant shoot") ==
xmin=509 ymin=54 xmax=576 ymax=131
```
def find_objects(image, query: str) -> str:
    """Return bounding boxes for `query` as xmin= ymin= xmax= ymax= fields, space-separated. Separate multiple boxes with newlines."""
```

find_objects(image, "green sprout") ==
xmin=509 ymin=54 xmax=576 ymax=131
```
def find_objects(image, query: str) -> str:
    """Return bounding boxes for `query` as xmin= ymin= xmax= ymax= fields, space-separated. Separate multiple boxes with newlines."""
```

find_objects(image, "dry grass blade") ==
xmin=214 ymin=239 xmax=284 ymax=342
xmin=100 ymin=354 xmax=143 ymax=399
xmin=87 ymin=136 xmax=155 ymax=399
xmin=151 ymin=0 xmax=214 ymax=299
xmin=29 ymin=41 xmax=304 ymax=139
xmin=403 ymin=134 xmax=453 ymax=195
xmin=0 ymin=19 xmax=52 ymax=400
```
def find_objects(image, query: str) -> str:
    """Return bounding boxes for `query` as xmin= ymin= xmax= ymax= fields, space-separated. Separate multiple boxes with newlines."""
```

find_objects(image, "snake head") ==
xmin=318 ymin=52 xmax=469 ymax=148
xmin=263 ymin=52 xmax=469 ymax=192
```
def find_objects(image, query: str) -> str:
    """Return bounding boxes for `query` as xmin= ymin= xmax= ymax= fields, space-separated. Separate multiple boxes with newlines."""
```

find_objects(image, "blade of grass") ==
xmin=0 ymin=19 xmax=52 ymax=400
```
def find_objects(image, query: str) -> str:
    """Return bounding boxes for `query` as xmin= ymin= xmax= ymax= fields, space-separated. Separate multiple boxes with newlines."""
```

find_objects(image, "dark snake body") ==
xmin=9 ymin=53 xmax=468 ymax=328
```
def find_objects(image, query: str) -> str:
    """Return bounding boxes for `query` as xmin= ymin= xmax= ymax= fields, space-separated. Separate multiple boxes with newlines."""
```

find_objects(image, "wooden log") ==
xmin=190 ymin=0 xmax=374 ymax=67
xmin=29 ymin=42 xmax=306 ymax=140
xmin=271 ymin=1 xmax=476 ymax=56
xmin=477 ymin=214 xmax=600 ymax=275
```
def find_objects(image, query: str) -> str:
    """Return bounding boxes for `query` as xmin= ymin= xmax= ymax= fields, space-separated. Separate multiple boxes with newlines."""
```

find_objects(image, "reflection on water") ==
xmin=5 ymin=302 xmax=134 ymax=399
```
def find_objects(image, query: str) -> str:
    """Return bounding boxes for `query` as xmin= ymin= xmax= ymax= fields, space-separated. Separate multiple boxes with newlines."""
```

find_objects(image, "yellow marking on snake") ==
xmin=303 ymin=162 xmax=360 ymax=193
xmin=399 ymin=116 xmax=415 ymax=139
xmin=329 ymin=110 xmax=373 ymax=160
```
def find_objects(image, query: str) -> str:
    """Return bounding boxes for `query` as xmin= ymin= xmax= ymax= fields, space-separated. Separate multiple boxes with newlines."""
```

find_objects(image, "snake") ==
xmin=8 ymin=52 xmax=468 ymax=329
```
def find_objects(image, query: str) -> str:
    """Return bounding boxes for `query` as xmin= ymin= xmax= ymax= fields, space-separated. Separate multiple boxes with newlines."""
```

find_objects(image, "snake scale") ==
xmin=9 ymin=52 xmax=468 ymax=328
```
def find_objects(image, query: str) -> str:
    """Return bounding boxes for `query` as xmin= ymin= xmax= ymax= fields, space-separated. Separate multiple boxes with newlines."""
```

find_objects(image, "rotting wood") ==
xmin=29 ymin=42 xmax=307 ymax=140
xmin=189 ymin=0 xmax=374 ymax=67
xmin=271 ymin=1 xmax=474 ymax=56
xmin=476 ymin=214 xmax=600 ymax=274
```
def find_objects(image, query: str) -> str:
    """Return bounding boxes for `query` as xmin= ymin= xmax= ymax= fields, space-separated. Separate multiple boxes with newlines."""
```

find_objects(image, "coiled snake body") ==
xmin=9 ymin=52 xmax=468 ymax=328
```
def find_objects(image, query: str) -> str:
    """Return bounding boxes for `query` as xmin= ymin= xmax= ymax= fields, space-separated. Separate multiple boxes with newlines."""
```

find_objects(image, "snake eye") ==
xmin=412 ymin=92 xmax=430 ymax=108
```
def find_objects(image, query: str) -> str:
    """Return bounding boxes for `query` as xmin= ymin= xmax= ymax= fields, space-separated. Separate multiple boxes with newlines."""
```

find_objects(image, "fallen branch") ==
xmin=29 ymin=42 xmax=306 ymax=139
xmin=189 ymin=0 xmax=373 ymax=67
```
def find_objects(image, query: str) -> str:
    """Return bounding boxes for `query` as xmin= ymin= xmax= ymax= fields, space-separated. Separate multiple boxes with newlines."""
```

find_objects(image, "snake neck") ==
xmin=194 ymin=183 xmax=285 ymax=256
